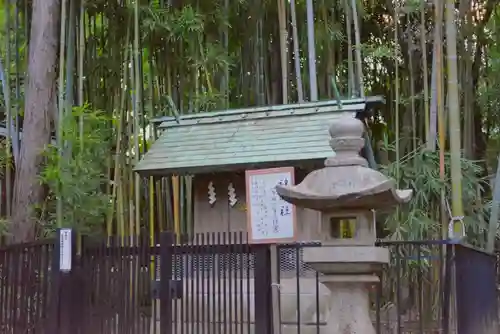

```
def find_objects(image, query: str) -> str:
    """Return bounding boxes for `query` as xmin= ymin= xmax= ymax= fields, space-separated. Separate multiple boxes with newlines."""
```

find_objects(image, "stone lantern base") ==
xmin=321 ymin=275 xmax=379 ymax=334
xmin=304 ymin=246 xmax=389 ymax=334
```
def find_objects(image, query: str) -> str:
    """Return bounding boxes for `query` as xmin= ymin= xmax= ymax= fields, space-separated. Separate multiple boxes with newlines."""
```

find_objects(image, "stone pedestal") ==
xmin=304 ymin=246 xmax=388 ymax=334
xmin=321 ymin=275 xmax=378 ymax=334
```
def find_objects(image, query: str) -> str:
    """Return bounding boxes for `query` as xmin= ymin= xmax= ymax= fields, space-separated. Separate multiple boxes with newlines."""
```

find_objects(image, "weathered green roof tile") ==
xmin=135 ymin=97 xmax=383 ymax=175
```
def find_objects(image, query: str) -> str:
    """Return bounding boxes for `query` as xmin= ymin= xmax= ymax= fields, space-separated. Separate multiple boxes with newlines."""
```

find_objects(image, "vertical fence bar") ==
xmin=395 ymin=244 xmax=401 ymax=334
xmin=107 ymin=239 xmax=115 ymax=333
xmin=416 ymin=244 xmax=423 ymax=333
xmin=190 ymin=234 xmax=195 ymax=334
xmin=238 ymin=232 xmax=244 ymax=334
xmin=200 ymin=233 xmax=206 ymax=334
xmin=245 ymin=238 xmax=251 ymax=334
xmin=315 ymin=270 xmax=320 ymax=334
xmin=160 ymin=232 xmax=174 ymax=334
xmin=222 ymin=232 xmax=227 ymax=334
xmin=0 ymin=249 xmax=6 ymax=331
xmin=217 ymin=232 xmax=222 ymax=334
xmin=195 ymin=233 xmax=200 ymax=334
xmin=181 ymin=233 xmax=186 ymax=334
xmin=117 ymin=238 xmax=124 ymax=334
xmin=40 ymin=244 xmax=50 ymax=334
xmin=10 ymin=246 xmax=19 ymax=333
xmin=3 ymin=248 xmax=10 ymax=332
xmin=295 ymin=246 xmax=301 ymax=333
xmin=228 ymin=232 xmax=233 ymax=334
xmin=140 ymin=235 xmax=148 ymax=334
xmin=206 ymin=233 xmax=211 ymax=334
xmin=276 ymin=247 xmax=282 ymax=330
xmin=48 ymin=235 xmax=61 ymax=334
xmin=19 ymin=247 xmax=28 ymax=333
xmin=441 ymin=243 xmax=452 ymax=334
xmin=153 ymin=238 xmax=159 ymax=334
xmin=254 ymin=245 xmax=273 ymax=334
xmin=104 ymin=238 xmax=112 ymax=332
xmin=171 ymin=235 xmax=178 ymax=334
xmin=211 ymin=232 xmax=217 ymax=334
xmin=375 ymin=271 xmax=382 ymax=334
xmin=26 ymin=246 xmax=35 ymax=333
xmin=32 ymin=245 xmax=42 ymax=332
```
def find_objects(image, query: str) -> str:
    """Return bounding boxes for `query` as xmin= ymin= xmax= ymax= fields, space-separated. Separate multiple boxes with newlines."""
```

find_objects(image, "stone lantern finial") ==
xmin=325 ymin=115 xmax=368 ymax=168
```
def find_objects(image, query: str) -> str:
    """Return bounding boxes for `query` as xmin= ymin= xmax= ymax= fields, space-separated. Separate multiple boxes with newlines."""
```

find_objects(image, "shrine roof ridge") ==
xmin=151 ymin=96 xmax=384 ymax=129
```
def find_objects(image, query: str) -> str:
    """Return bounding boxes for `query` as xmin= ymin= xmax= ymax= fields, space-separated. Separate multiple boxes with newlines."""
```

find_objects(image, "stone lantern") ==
xmin=276 ymin=115 xmax=412 ymax=334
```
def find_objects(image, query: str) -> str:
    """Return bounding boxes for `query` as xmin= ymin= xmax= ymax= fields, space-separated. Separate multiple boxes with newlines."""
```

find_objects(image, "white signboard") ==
xmin=245 ymin=167 xmax=296 ymax=243
xmin=59 ymin=228 xmax=72 ymax=272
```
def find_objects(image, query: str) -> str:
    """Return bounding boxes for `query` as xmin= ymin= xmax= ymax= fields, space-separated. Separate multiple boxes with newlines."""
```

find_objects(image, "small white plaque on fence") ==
xmin=59 ymin=228 xmax=72 ymax=272
xmin=245 ymin=167 xmax=296 ymax=243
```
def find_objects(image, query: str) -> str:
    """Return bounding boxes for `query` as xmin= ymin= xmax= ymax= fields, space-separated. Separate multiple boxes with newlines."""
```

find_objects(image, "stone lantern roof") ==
xmin=276 ymin=114 xmax=412 ymax=212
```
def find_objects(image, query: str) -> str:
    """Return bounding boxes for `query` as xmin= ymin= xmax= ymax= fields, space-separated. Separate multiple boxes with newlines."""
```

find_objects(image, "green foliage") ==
xmin=361 ymin=42 xmax=398 ymax=61
xmin=139 ymin=2 xmax=235 ymax=111
xmin=380 ymin=144 xmax=486 ymax=242
xmin=39 ymin=105 xmax=111 ymax=235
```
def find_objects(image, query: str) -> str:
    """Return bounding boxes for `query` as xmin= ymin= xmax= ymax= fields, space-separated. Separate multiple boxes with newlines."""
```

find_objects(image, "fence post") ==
xmin=160 ymin=232 xmax=174 ymax=334
xmin=254 ymin=245 xmax=273 ymax=334
xmin=50 ymin=228 xmax=77 ymax=334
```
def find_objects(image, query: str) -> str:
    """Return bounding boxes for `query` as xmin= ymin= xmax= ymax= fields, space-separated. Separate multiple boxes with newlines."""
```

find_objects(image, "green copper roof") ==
xmin=134 ymin=97 xmax=383 ymax=176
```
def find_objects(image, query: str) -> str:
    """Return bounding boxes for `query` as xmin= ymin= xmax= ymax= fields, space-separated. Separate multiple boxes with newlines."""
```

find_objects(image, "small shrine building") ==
xmin=134 ymin=97 xmax=383 ymax=241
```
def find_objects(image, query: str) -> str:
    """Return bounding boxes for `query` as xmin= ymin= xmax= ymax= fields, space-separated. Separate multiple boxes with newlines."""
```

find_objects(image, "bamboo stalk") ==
xmin=56 ymin=0 xmax=68 ymax=228
xmin=173 ymin=175 xmax=180 ymax=239
xmin=5 ymin=0 xmax=12 ymax=218
xmin=13 ymin=0 xmax=20 ymax=166
xmin=420 ymin=0 xmax=430 ymax=146
xmin=445 ymin=0 xmax=464 ymax=237
xmin=290 ymin=0 xmax=303 ymax=102
xmin=78 ymin=0 xmax=85 ymax=138
xmin=344 ymin=0 xmax=354 ymax=97
xmin=394 ymin=6 xmax=400 ymax=186
xmin=133 ymin=0 xmax=142 ymax=240
xmin=306 ymin=0 xmax=318 ymax=101
xmin=351 ymin=0 xmax=364 ymax=98
xmin=277 ymin=0 xmax=288 ymax=104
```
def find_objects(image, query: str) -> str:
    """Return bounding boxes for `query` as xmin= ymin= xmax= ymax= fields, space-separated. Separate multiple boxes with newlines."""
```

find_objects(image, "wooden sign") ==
xmin=245 ymin=167 xmax=297 ymax=243
xmin=59 ymin=228 xmax=72 ymax=272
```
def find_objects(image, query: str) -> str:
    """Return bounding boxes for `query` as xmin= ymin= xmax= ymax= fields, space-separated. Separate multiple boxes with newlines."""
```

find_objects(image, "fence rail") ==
xmin=0 ymin=233 xmax=497 ymax=334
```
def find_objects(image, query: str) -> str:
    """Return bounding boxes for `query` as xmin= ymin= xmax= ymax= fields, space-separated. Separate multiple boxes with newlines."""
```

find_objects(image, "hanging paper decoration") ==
xmin=208 ymin=181 xmax=216 ymax=205
xmin=228 ymin=182 xmax=238 ymax=207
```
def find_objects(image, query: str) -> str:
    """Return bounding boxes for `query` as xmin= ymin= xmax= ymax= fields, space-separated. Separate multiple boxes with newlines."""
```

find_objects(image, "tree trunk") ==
xmin=10 ymin=0 xmax=60 ymax=242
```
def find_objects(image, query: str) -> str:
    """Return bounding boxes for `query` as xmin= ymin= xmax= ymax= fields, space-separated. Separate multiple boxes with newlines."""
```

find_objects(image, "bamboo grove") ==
xmin=0 ymin=0 xmax=498 ymax=248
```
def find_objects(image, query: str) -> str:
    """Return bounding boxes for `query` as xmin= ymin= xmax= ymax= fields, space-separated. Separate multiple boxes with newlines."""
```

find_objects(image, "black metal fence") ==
xmin=273 ymin=241 xmax=448 ymax=333
xmin=0 ymin=233 xmax=497 ymax=334
xmin=0 ymin=240 xmax=55 ymax=334
xmin=160 ymin=232 xmax=273 ymax=334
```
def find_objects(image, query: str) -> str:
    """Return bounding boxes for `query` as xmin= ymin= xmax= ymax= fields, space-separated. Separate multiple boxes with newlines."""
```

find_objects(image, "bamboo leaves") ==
xmin=0 ymin=0 xmax=495 ymax=247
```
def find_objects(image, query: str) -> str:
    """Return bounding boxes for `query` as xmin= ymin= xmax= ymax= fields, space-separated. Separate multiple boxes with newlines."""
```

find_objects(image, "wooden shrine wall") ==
xmin=193 ymin=171 xmax=321 ymax=241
